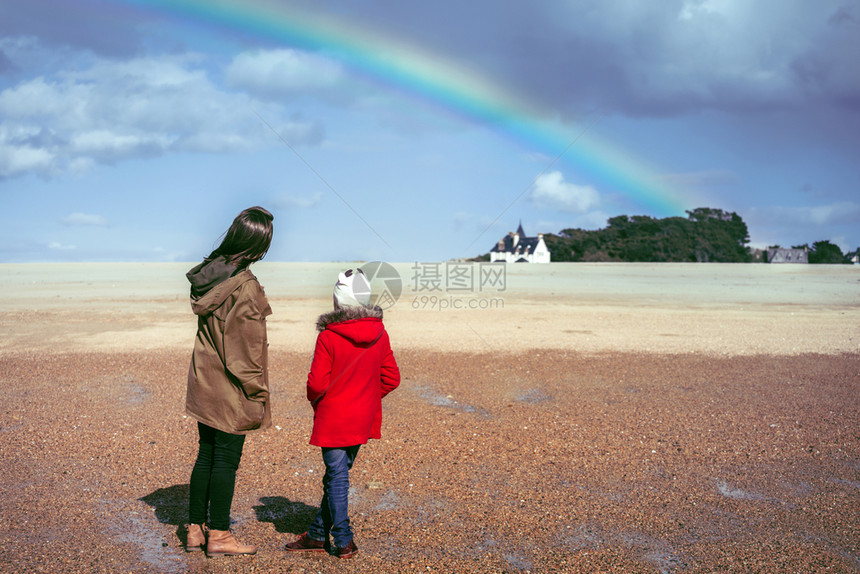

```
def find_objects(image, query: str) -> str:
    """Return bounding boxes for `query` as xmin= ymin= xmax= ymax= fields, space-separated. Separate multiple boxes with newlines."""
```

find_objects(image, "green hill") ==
xmin=541 ymin=207 xmax=753 ymax=263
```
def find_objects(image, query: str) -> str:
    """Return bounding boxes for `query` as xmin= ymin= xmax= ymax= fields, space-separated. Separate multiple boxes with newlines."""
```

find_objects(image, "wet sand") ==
xmin=0 ymin=262 xmax=858 ymax=572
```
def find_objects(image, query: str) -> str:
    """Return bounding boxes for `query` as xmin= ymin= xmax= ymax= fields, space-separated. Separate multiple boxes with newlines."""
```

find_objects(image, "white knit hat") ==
xmin=332 ymin=268 xmax=371 ymax=308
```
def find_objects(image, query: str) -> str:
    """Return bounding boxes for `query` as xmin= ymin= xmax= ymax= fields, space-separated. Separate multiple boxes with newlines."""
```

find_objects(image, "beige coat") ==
xmin=185 ymin=269 xmax=272 ymax=434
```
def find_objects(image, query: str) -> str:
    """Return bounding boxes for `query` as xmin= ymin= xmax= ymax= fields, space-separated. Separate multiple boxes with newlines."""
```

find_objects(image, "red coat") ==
xmin=307 ymin=306 xmax=400 ymax=447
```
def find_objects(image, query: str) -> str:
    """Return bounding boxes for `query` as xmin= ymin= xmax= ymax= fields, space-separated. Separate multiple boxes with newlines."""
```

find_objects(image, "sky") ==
xmin=1 ymin=0 xmax=858 ymax=263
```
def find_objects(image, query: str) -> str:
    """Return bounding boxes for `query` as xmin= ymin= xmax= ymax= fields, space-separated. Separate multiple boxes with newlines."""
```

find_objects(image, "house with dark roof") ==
xmin=766 ymin=247 xmax=808 ymax=263
xmin=490 ymin=222 xmax=551 ymax=263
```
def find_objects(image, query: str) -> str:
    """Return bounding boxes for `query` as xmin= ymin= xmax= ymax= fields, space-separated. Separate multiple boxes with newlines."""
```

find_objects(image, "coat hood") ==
xmin=316 ymin=305 xmax=385 ymax=345
xmin=187 ymin=255 xmax=237 ymax=298
xmin=188 ymin=257 xmax=257 ymax=317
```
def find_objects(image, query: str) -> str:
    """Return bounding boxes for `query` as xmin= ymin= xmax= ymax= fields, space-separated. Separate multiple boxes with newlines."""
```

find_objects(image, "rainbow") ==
xmin=127 ymin=0 xmax=689 ymax=215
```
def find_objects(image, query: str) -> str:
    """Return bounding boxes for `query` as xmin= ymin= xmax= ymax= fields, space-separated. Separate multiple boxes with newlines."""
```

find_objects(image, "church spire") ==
xmin=516 ymin=220 xmax=526 ymax=237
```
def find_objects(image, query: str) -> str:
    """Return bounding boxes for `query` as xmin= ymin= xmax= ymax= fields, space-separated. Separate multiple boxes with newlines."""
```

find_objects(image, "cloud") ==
xmin=0 ymin=47 xmax=326 ymax=178
xmin=750 ymin=201 xmax=860 ymax=226
xmin=0 ymin=49 xmax=13 ymax=74
xmin=826 ymin=235 xmax=850 ymax=252
xmin=0 ymin=140 xmax=54 ymax=177
xmin=746 ymin=201 xmax=860 ymax=250
xmin=389 ymin=1 xmax=860 ymax=119
xmin=61 ymin=213 xmax=109 ymax=227
xmin=226 ymin=49 xmax=350 ymax=102
xmin=0 ymin=0 xmax=145 ymax=58
xmin=791 ymin=4 xmax=860 ymax=110
xmin=806 ymin=202 xmax=860 ymax=225
xmin=9 ymin=2 xmax=859 ymax=125
xmin=528 ymin=171 xmax=600 ymax=213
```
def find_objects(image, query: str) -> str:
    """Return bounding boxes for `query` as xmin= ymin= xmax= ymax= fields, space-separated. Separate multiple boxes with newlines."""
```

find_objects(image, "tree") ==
xmin=808 ymin=240 xmax=845 ymax=264
xmin=533 ymin=208 xmax=753 ymax=263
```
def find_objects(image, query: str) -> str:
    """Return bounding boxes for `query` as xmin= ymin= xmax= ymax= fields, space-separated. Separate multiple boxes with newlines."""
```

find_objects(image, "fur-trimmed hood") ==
xmin=316 ymin=305 xmax=384 ymax=331
xmin=316 ymin=305 xmax=385 ymax=345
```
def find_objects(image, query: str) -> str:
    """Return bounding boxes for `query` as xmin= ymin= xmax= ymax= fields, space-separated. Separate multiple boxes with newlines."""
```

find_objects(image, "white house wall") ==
xmin=490 ymin=232 xmax=552 ymax=263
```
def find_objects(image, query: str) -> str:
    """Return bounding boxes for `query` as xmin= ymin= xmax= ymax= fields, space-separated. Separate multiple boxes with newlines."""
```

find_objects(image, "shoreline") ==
xmin=1 ymin=262 xmax=857 ymax=356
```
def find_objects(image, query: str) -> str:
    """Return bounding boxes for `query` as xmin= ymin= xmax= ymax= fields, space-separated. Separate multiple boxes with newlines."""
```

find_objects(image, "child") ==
xmin=286 ymin=267 xmax=401 ymax=558
xmin=183 ymin=206 xmax=274 ymax=557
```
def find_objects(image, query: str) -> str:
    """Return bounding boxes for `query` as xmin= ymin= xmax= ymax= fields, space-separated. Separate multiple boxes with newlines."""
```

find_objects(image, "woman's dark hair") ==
xmin=211 ymin=206 xmax=274 ymax=268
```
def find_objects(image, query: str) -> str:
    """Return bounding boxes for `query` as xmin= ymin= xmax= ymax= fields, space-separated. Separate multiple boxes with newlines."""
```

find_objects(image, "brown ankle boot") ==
xmin=185 ymin=523 xmax=206 ymax=552
xmin=206 ymin=529 xmax=257 ymax=557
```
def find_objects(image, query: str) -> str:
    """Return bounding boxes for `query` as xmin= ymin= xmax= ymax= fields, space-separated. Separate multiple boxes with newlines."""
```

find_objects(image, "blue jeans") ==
xmin=307 ymin=445 xmax=360 ymax=548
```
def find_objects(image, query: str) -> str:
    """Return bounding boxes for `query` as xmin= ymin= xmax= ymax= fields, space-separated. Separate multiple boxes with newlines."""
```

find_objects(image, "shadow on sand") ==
xmin=138 ymin=486 xmax=319 ymax=546
xmin=253 ymin=496 xmax=318 ymax=535
xmin=139 ymin=484 xmax=194 ymax=547
xmin=139 ymin=484 xmax=190 ymax=526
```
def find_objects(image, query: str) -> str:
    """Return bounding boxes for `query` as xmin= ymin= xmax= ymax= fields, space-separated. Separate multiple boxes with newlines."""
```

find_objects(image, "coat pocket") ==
xmin=235 ymin=400 xmax=265 ymax=431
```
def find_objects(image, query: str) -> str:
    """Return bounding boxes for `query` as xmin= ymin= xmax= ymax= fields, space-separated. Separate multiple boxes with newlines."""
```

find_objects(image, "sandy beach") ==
xmin=1 ymin=262 xmax=858 ymax=572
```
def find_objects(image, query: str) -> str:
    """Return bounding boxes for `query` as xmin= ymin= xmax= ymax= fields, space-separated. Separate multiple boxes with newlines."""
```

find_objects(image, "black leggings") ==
xmin=189 ymin=422 xmax=245 ymax=530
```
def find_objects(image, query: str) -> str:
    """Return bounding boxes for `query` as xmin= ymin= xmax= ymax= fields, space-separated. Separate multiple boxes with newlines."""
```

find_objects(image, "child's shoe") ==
xmin=285 ymin=532 xmax=327 ymax=552
xmin=335 ymin=539 xmax=358 ymax=559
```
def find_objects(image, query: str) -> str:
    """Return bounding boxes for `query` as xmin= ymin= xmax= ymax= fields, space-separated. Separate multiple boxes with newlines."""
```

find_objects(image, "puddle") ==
xmin=830 ymin=477 xmax=860 ymax=490
xmin=561 ymin=522 xmax=689 ymax=573
xmin=105 ymin=504 xmax=187 ymax=574
xmin=515 ymin=388 xmax=552 ymax=404
xmin=124 ymin=383 xmax=149 ymax=405
xmin=375 ymin=490 xmax=400 ymax=511
xmin=782 ymin=479 xmax=815 ymax=496
xmin=569 ymin=482 xmax=625 ymax=502
xmin=503 ymin=552 xmax=533 ymax=571
xmin=715 ymin=480 xmax=766 ymax=501
xmin=89 ymin=374 xmax=151 ymax=407
xmin=412 ymin=385 xmax=491 ymax=417
xmin=560 ymin=523 xmax=603 ymax=551
xmin=470 ymin=534 xmax=533 ymax=571
xmin=619 ymin=530 xmax=687 ymax=573
xmin=372 ymin=535 xmax=405 ymax=560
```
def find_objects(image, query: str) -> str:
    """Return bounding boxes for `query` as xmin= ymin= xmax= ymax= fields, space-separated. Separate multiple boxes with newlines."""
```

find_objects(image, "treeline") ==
xmin=476 ymin=207 xmax=856 ymax=263
xmin=542 ymin=208 xmax=753 ymax=262
xmin=784 ymin=240 xmax=850 ymax=264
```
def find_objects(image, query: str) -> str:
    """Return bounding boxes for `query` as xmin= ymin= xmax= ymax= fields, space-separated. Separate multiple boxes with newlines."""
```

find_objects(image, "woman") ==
xmin=183 ymin=206 xmax=274 ymax=557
